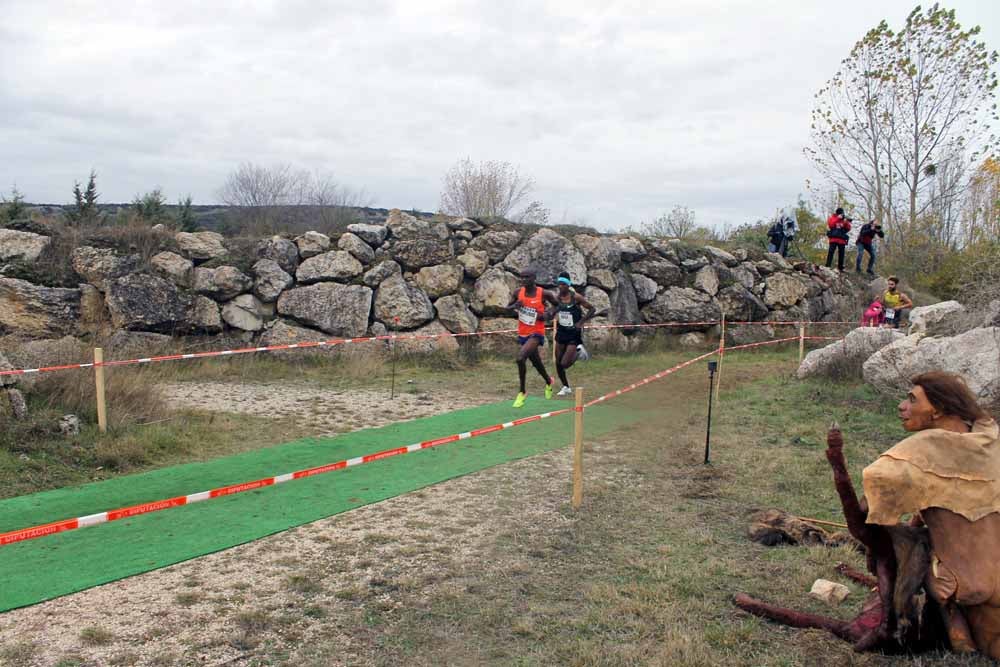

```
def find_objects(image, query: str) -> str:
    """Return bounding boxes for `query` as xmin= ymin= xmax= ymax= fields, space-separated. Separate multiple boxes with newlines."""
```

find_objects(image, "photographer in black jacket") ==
xmin=855 ymin=220 xmax=884 ymax=275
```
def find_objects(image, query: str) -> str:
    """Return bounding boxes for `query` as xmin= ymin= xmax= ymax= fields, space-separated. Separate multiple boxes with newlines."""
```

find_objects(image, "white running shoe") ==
xmin=576 ymin=344 xmax=590 ymax=361
xmin=557 ymin=385 xmax=573 ymax=397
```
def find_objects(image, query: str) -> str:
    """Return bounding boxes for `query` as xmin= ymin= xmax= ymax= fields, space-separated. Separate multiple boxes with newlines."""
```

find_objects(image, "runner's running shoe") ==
xmin=545 ymin=382 xmax=553 ymax=400
xmin=576 ymin=344 xmax=590 ymax=361
xmin=557 ymin=386 xmax=573 ymax=397
xmin=513 ymin=392 xmax=526 ymax=408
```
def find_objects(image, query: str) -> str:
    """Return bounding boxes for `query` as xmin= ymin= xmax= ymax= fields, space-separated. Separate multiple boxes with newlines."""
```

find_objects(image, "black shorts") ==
xmin=556 ymin=329 xmax=583 ymax=346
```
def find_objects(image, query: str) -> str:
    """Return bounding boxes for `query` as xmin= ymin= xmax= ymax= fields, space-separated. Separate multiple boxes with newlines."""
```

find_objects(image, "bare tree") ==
xmin=439 ymin=158 xmax=536 ymax=219
xmin=641 ymin=205 xmax=699 ymax=238
xmin=963 ymin=156 xmax=1000 ymax=245
xmin=806 ymin=5 xmax=998 ymax=255
xmin=216 ymin=162 xmax=302 ymax=229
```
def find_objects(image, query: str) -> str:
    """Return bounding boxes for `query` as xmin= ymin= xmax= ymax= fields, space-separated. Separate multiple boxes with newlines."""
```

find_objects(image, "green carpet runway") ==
xmin=0 ymin=397 xmax=640 ymax=612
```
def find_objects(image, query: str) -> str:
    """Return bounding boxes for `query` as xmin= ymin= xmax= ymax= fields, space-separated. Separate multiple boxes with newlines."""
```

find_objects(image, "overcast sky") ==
xmin=2 ymin=1 xmax=998 ymax=231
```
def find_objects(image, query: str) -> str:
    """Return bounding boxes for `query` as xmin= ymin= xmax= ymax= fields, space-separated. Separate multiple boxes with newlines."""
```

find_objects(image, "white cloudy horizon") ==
xmin=2 ymin=0 xmax=998 ymax=232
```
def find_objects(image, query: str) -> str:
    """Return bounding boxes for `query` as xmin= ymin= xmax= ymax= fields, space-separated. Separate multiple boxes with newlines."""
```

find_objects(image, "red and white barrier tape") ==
xmin=0 ymin=319 xmax=856 ymax=378
xmin=0 ymin=405 xmax=575 ymax=547
xmin=584 ymin=348 xmax=720 ymax=408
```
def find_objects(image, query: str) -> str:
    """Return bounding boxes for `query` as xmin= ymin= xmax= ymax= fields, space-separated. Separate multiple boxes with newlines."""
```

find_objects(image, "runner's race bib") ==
xmin=885 ymin=308 xmax=896 ymax=319
xmin=558 ymin=311 xmax=575 ymax=328
xmin=518 ymin=307 xmax=538 ymax=326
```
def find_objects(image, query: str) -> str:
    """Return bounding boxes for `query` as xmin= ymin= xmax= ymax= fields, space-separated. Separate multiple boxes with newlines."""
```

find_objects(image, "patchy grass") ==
xmin=0 ymin=641 xmax=37 ymax=667
xmin=78 ymin=625 xmax=114 ymax=646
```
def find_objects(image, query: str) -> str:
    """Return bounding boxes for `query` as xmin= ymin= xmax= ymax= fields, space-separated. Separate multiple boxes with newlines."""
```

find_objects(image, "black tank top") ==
xmin=556 ymin=293 xmax=583 ymax=330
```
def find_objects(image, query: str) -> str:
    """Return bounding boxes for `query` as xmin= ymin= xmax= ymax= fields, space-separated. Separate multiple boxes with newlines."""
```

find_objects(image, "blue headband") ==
xmin=557 ymin=276 xmax=572 ymax=285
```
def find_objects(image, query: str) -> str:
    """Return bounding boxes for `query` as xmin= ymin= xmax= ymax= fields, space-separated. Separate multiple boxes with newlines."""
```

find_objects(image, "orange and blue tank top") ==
xmin=516 ymin=286 xmax=547 ymax=336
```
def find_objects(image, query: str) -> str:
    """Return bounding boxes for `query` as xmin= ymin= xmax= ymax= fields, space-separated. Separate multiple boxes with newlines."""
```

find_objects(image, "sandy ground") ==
xmin=159 ymin=381 xmax=495 ymax=436
xmin=0 ymin=441 xmax=586 ymax=667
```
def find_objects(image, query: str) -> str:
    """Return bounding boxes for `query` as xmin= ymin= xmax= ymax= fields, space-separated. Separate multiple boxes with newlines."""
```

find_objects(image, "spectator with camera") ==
xmin=855 ymin=220 xmax=885 ymax=275
xmin=825 ymin=207 xmax=851 ymax=271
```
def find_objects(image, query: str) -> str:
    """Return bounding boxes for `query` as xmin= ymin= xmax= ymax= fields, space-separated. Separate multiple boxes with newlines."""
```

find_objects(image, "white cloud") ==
xmin=1 ymin=0 xmax=998 ymax=230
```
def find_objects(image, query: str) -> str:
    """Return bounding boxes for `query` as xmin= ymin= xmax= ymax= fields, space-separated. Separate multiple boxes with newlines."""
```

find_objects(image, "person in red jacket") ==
xmin=825 ymin=208 xmax=851 ymax=272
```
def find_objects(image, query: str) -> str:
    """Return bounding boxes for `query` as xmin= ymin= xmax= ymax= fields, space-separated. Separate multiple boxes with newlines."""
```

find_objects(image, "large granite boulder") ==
xmin=221 ymin=294 xmax=266 ymax=332
xmin=574 ymin=234 xmax=621 ymax=270
xmin=185 ymin=295 xmax=223 ymax=333
xmin=434 ymin=294 xmax=479 ymax=334
xmin=704 ymin=246 xmax=738 ymax=267
xmin=608 ymin=270 xmax=642 ymax=330
xmin=456 ymin=249 xmax=490 ymax=279
xmin=641 ymin=287 xmax=721 ymax=330
xmin=908 ymin=300 xmax=966 ymax=336
xmin=476 ymin=317 xmax=519 ymax=352
xmin=256 ymin=236 xmax=300 ymax=274
xmin=293 ymin=231 xmax=331 ymax=259
xmin=732 ymin=263 xmax=759 ymax=291
xmin=346 ymin=223 xmax=388 ymax=247
xmin=631 ymin=258 xmax=683 ymax=287
xmin=414 ymin=263 xmax=463 ymax=299
xmin=693 ymin=265 xmax=719 ymax=296
xmin=502 ymin=229 xmax=586 ymax=285
xmin=0 ymin=229 xmax=50 ymax=263
xmin=363 ymin=260 xmax=402 ymax=288
xmin=764 ymin=273 xmax=807 ymax=308
xmin=386 ymin=209 xmax=445 ymax=241
xmin=251 ymin=259 xmax=294 ymax=303
xmin=797 ymin=327 xmax=904 ymax=380
xmin=445 ymin=216 xmax=483 ymax=232
xmin=175 ymin=231 xmax=227 ymax=261
xmin=393 ymin=320 xmax=460 ymax=355
xmin=373 ymin=274 xmax=435 ymax=329
xmin=583 ymin=286 xmax=611 ymax=314
xmin=258 ymin=319 xmax=336 ymax=355
xmin=469 ymin=230 xmax=522 ymax=262
xmin=106 ymin=330 xmax=173 ymax=358
xmin=338 ymin=232 xmax=375 ymax=265
xmin=616 ymin=237 xmax=646 ymax=262
xmin=587 ymin=269 xmax=618 ymax=291
xmin=863 ymin=328 xmax=1000 ymax=407
xmin=391 ymin=238 xmax=455 ymax=271
xmin=630 ymin=273 xmax=658 ymax=304
xmin=151 ymin=251 xmax=194 ymax=288
xmin=106 ymin=274 xmax=189 ymax=332
xmin=716 ymin=284 xmax=768 ymax=322
xmin=470 ymin=266 xmax=519 ymax=316
xmin=296 ymin=250 xmax=364 ymax=284
xmin=70 ymin=247 xmax=140 ymax=292
xmin=276 ymin=283 xmax=373 ymax=337
xmin=0 ymin=277 xmax=81 ymax=337
xmin=193 ymin=266 xmax=253 ymax=301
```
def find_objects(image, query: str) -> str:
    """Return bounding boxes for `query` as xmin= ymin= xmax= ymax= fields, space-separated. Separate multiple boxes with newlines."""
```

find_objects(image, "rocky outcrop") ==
xmin=106 ymin=274 xmax=188 ymax=332
xmin=641 ymin=287 xmax=721 ymax=331
xmin=338 ymin=232 xmax=375 ymax=265
xmin=276 ymin=283 xmax=372 ymax=337
xmin=363 ymin=260 xmax=401 ymax=288
xmin=0 ymin=278 xmax=81 ymax=337
xmin=457 ymin=249 xmax=489 ymax=279
xmin=862 ymin=328 xmax=1000 ymax=406
xmin=0 ymin=229 xmax=50 ymax=263
xmin=391 ymin=238 xmax=454 ymax=271
xmin=764 ymin=273 xmax=808 ymax=308
xmin=70 ymin=247 xmax=140 ymax=292
xmin=186 ymin=296 xmax=223 ymax=333
xmin=469 ymin=230 xmax=521 ymax=263
xmin=414 ymin=264 xmax=463 ymax=299
xmin=503 ymin=228 xmax=587 ymax=285
xmin=175 ymin=231 xmax=227 ymax=261
xmin=631 ymin=258 xmax=683 ymax=287
xmin=221 ymin=294 xmax=266 ymax=332
xmin=630 ymin=273 xmax=658 ymax=304
xmin=346 ymin=223 xmax=388 ymax=247
xmin=259 ymin=318 xmax=334 ymax=355
xmin=373 ymin=274 xmax=434 ymax=329
xmin=574 ymin=234 xmax=621 ymax=270
xmin=393 ymin=320 xmax=460 ymax=355
xmin=797 ymin=328 xmax=905 ymax=380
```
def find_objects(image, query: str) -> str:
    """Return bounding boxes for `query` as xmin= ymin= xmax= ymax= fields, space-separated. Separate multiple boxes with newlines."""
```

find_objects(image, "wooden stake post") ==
xmin=798 ymin=322 xmax=806 ymax=363
xmin=94 ymin=347 xmax=107 ymax=433
xmin=572 ymin=387 xmax=584 ymax=508
xmin=714 ymin=315 xmax=726 ymax=404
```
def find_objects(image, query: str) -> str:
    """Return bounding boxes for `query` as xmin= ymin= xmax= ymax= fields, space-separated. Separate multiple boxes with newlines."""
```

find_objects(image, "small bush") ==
xmin=79 ymin=625 xmax=114 ymax=646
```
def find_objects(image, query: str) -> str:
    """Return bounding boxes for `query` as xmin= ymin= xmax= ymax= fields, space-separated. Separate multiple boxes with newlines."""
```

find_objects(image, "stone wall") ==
xmin=0 ymin=210 xmax=859 ymax=356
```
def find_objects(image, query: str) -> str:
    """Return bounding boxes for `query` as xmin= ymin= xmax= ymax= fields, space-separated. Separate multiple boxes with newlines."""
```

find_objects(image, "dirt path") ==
xmin=160 ymin=381 xmax=496 ymax=436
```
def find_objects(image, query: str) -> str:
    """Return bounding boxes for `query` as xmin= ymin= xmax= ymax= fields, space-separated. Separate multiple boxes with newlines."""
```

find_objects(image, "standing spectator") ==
xmin=825 ymin=208 xmax=851 ymax=271
xmin=766 ymin=219 xmax=785 ymax=254
xmin=778 ymin=208 xmax=797 ymax=257
xmin=855 ymin=220 xmax=885 ymax=275
xmin=881 ymin=276 xmax=913 ymax=328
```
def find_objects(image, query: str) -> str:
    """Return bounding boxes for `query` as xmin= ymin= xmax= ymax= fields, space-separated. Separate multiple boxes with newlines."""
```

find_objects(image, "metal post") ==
xmin=704 ymin=360 xmax=718 ymax=465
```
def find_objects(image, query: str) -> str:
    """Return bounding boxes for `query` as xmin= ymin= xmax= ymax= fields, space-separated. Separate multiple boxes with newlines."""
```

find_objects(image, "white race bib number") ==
xmin=558 ymin=311 xmax=575 ymax=327
xmin=518 ymin=307 xmax=538 ymax=326
xmin=884 ymin=308 xmax=896 ymax=319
